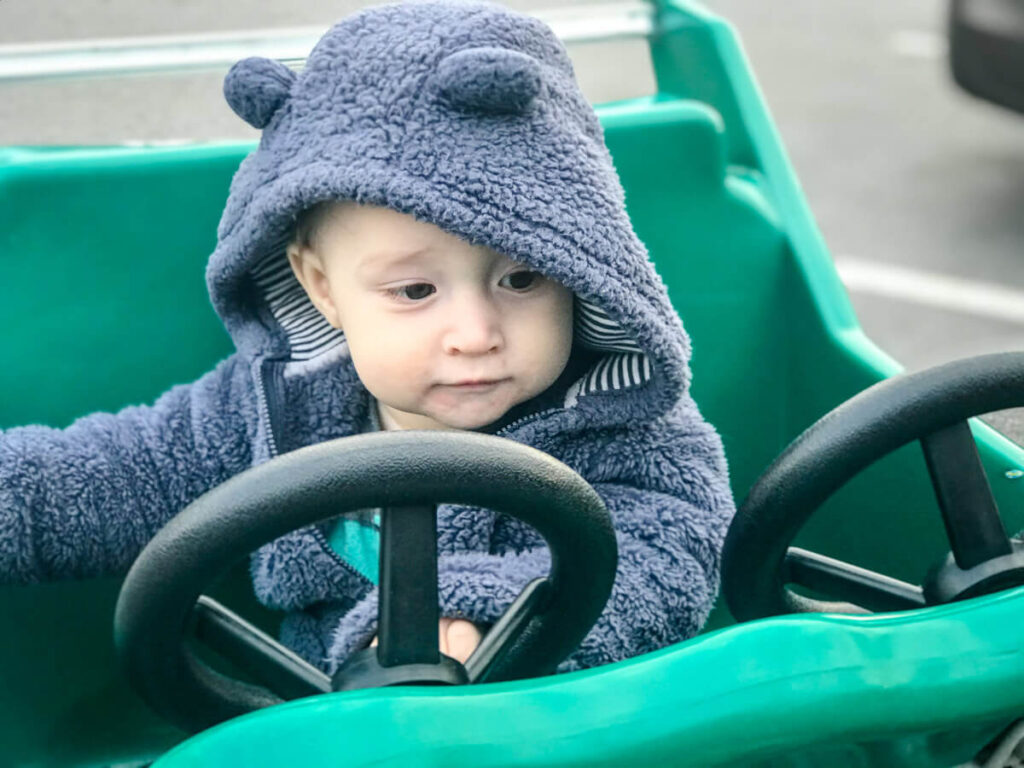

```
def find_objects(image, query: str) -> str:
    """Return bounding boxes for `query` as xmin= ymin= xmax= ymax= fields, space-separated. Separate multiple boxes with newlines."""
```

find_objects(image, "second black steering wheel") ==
xmin=723 ymin=351 xmax=1024 ymax=622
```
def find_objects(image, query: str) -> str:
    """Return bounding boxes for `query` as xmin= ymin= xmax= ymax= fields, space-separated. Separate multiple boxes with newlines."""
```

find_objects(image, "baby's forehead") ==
xmin=316 ymin=201 xmax=521 ymax=270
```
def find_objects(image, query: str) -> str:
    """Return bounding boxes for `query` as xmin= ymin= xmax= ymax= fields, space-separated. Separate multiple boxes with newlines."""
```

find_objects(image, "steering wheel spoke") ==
xmin=377 ymin=504 xmax=441 ymax=667
xmin=465 ymin=577 xmax=552 ymax=683
xmin=191 ymin=596 xmax=331 ymax=700
xmin=332 ymin=503 xmax=470 ymax=691
xmin=919 ymin=420 xmax=1011 ymax=569
xmin=784 ymin=548 xmax=925 ymax=613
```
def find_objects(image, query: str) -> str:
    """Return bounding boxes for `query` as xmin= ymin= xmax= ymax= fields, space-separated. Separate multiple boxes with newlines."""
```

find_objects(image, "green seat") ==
xmin=3 ymin=1 xmax=1024 ymax=765
xmin=0 ymin=145 xmax=238 ymax=430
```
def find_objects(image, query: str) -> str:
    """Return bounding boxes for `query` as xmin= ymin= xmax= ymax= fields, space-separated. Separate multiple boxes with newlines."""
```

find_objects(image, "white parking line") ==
xmin=835 ymin=258 xmax=1024 ymax=325
xmin=889 ymin=30 xmax=948 ymax=60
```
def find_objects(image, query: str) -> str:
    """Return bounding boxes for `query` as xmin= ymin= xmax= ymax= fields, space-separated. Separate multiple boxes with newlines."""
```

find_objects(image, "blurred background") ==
xmin=2 ymin=0 xmax=1023 ymax=429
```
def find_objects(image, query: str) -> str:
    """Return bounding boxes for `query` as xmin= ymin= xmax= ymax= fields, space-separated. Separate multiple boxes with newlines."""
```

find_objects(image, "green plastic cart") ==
xmin=3 ymin=2 xmax=1024 ymax=766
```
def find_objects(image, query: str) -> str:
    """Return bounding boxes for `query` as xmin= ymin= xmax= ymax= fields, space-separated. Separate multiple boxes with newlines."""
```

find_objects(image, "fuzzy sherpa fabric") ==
xmin=0 ymin=0 xmax=735 ymax=675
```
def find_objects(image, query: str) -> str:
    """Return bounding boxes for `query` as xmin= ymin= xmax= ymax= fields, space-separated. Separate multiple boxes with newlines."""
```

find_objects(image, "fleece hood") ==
xmin=0 ymin=1 xmax=735 ymax=680
xmin=206 ymin=0 xmax=691 ymax=430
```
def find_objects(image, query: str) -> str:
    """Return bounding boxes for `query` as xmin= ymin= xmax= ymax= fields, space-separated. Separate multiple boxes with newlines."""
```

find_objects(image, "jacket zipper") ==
xmin=255 ymin=361 xmax=280 ymax=459
xmin=256 ymin=359 xmax=371 ymax=586
xmin=495 ymin=407 xmax=562 ymax=438
xmin=310 ymin=525 xmax=373 ymax=586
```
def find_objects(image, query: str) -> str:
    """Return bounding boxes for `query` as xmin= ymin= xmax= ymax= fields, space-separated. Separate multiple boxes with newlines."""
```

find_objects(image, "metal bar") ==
xmin=784 ymin=547 xmax=926 ymax=613
xmin=0 ymin=2 xmax=656 ymax=84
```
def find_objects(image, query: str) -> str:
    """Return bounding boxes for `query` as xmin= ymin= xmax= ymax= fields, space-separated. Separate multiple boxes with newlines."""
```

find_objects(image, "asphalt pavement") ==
xmin=704 ymin=0 xmax=1024 ymax=438
xmin=2 ymin=0 xmax=1023 ymax=431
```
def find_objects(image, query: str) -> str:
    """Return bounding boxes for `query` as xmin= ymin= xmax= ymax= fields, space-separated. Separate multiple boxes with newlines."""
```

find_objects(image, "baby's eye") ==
xmin=500 ymin=270 xmax=542 ymax=292
xmin=388 ymin=283 xmax=436 ymax=301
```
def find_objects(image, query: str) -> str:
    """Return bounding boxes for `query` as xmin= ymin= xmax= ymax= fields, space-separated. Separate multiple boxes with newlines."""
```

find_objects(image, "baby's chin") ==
xmin=383 ymin=397 xmax=520 ymax=432
xmin=422 ymin=405 xmax=511 ymax=431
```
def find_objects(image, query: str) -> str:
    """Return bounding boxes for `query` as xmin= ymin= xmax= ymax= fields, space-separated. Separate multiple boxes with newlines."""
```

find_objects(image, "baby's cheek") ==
xmin=523 ymin=303 xmax=574 ymax=384
xmin=350 ymin=336 xmax=428 ymax=404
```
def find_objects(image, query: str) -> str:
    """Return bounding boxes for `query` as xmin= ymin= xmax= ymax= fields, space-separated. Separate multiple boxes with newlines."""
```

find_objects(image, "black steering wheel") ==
xmin=723 ymin=352 xmax=1024 ymax=622
xmin=114 ymin=431 xmax=617 ymax=733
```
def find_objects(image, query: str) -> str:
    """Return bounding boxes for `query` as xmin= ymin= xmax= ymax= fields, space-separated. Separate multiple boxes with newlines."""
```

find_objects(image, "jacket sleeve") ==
xmin=324 ymin=394 xmax=735 ymax=673
xmin=0 ymin=354 xmax=256 ymax=583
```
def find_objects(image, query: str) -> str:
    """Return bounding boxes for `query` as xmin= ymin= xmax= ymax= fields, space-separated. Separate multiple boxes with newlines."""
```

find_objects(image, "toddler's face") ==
xmin=287 ymin=203 xmax=574 ymax=431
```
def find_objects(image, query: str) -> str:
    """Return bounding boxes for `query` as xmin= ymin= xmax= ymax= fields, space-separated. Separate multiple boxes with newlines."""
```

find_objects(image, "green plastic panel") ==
xmin=160 ymin=588 xmax=1024 ymax=768
xmin=0 ymin=145 xmax=238 ymax=430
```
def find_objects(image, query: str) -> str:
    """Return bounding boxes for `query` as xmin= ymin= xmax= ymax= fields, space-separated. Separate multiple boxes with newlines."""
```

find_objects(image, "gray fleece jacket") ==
xmin=0 ymin=0 xmax=734 ymax=675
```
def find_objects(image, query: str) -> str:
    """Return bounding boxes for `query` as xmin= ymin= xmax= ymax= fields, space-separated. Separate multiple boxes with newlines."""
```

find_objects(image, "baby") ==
xmin=0 ymin=0 xmax=735 ymax=677
xmin=287 ymin=199 xmax=578 ymax=661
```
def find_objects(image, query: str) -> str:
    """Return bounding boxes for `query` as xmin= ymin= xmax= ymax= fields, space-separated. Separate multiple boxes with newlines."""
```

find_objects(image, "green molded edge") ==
xmin=157 ymin=586 xmax=1024 ymax=767
xmin=0 ymin=142 xmax=254 ymax=167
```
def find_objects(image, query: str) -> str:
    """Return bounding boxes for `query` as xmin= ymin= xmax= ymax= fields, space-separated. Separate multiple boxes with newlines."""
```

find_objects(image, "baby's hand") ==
xmin=437 ymin=617 xmax=482 ymax=663
xmin=369 ymin=617 xmax=482 ymax=664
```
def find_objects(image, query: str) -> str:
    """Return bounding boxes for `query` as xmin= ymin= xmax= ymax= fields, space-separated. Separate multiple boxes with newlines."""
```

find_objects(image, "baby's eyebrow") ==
xmin=356 ymin=247 xmax=432 ymax=278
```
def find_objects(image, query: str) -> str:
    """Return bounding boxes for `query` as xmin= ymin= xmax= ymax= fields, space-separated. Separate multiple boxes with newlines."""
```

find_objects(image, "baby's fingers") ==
xmin=439 ymin=617 xmax=481 ymax=664
xmin=367 ymin=619 xmax=480 ymax=663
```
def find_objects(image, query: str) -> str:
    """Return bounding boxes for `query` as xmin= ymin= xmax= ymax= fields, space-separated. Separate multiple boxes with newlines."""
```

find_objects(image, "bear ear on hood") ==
xmin=223 ymin=57 xmax=297 ymax=129
xmin=435 ymin=47 xmax=543 ymax=115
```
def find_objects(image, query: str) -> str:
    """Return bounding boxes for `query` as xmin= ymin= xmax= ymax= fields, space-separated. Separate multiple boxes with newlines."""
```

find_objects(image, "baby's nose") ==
xmin=442 ymin=294 xmax=504 ymax=355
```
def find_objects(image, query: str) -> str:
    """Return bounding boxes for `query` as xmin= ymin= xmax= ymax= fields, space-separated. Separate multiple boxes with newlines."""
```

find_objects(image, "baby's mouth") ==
xmin=444 ymin=378 xmax=509 ymax=391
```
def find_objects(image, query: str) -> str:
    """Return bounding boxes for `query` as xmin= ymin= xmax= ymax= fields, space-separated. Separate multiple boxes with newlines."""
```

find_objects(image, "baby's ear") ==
xmin=286 ymin=245 xmax=343 ymax=330
xmin=435 ymin=47 xmax=543 ymax=115
xmin=223 ymin=57 xmax=297 ymax=129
